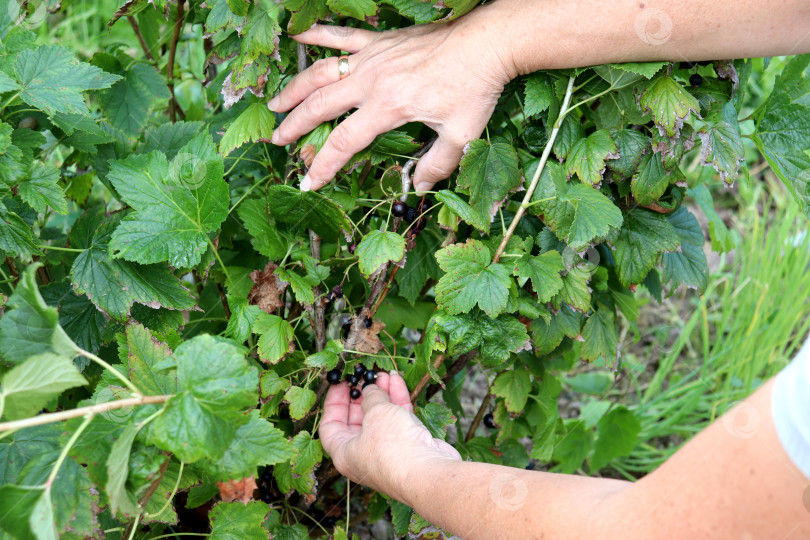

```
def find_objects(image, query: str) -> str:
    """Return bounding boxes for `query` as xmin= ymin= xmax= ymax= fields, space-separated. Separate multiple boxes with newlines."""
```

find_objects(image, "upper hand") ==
xmin=318 ymin=371 xmax=461 ymax=502
xmin=269 ymin=13 xmax=515 ymax=193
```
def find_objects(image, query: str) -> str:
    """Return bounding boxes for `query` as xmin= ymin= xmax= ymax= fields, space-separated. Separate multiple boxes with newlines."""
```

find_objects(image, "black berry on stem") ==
xmin=404 ymin=206 xmax=419 ymax=223
xmin=392 ymin=201 xmax=407 ymax=217
xmin=364 ymin=317 xmax=373 ymax=328
xmin=483 ymin=412 xmax=496 ymax=429
xmin=350 ymin=388 xmax=361 ymax=400
xmin=354 ymin=363 xmax=366 ymax=376
xmin=363 ymin=370 xmax=376 ymax=384
xmin=326 ymin=369 xmax=342 ymax=385
xmin=689 ymin=73 xmax=703 ymax=87
xmin=347 ymin=374 xmax=360 ymax=386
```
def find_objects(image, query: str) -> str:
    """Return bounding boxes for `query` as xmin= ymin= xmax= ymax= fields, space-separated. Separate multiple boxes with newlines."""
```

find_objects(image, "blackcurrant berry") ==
xmin=342 ymin=320 xmax=352 ymax=331
xmin=347 ymin=374 xmax=360 ymax=386
xmin=326 ymin=369 xmax=342 ymax=385
xmin=404 ymin=206 xmax=419 ymax=223
xmin=364 ymin=317 xmax=373 ymax=328
xmin=363 ymin=370 xmax=376 ymax=384
xmin=348 ymin=243 xmax=357 ymax=254
xmin=689 ymin=73 xmax=703 ymax=87
xmin=261 ymin=492 xmax=273 ymax=504
xmin=332 ymin=285 xmax=343 ymax=298
xmin=679 ymin=61 xmax=696 ymax=69
xmin=350 ymin=388 xmax=361 ymax=399
xmin=325 ymin=292 xmax=335 ymax=302
xmin=353 ymin=363 xmax=366 ymax=376
xmin=483 ymin=412 xmax=496 ymax=429
xmin=392 ymin=201 xmax=407 ymax=217
xmin=419 ymin=199 xmax=433 ymax=212
xmin=322 ymin=516 xmax=337 ymax=528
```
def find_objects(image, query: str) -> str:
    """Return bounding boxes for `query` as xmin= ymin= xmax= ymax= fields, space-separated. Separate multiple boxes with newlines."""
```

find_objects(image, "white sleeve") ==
xmin=771 ymin=339 xmax=810 ymax=481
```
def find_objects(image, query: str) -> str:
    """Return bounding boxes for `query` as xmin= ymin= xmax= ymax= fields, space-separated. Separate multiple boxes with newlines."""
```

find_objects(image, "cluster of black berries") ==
xmin=392 ymin=199 xmax=432 ymax=233
xmin=679 ymin=61 xmax=712 ymax=88
xmin=324 ymin=285 xmax=343 ymax=303
xmin=257 ymin=467 xmax=279 ymax=504
xmin=326 ymin=363 xmax=376 ymax=400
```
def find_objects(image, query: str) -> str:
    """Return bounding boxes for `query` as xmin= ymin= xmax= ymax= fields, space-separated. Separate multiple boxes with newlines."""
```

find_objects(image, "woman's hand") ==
xmin=269 ymin=8 xmax=516 ymax=193
xmin=318 ymin=372 xmax=461 ymax=503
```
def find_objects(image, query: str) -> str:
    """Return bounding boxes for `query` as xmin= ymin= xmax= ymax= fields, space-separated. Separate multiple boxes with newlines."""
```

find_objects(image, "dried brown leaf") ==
xmin=248 ymin=262 xmax=288 ymax=314
xmin=217 ymin=476 xmax=257 ymax=504
xmin=354 ymin=319 xmax=385 ymax=355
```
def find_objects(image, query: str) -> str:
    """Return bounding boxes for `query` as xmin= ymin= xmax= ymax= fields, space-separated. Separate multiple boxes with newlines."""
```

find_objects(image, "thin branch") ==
xmin=122 ymin=454 xmax=171 ymax=538
xmin=306 ymin=231 xmax=326 ymax=352
xmin=492 ymin=75 xmax=576 ymax=263
xmin=409 ymin=354 xmax=445 ymax=403
xmin=217 ymin=283 xmax=231 ymax=320
xmin=0 ymin=395 xmax=171 ymax=432
xmin=425 ymin=351 xmax=477 ymax=401
xmin=128 ymin=15 xmax=156 ymax=62
xmin=465 ymin=392 xmax=492 ymax=443
xmin=166 ymin=0 xmax=185 ymax=123
xmin=399 ymin=139 xmax=435 ymax=201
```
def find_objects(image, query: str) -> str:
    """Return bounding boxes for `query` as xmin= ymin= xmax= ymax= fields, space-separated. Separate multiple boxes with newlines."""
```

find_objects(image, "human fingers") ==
xmin=412 ymin=136 xmax=466 ymax=193
xmin=301 ymin=108 xmax=395 ymax=191
xmin=292 ymin=24 xmax=376 ymax=53
xmin=360 ymin=382 xmax=392 ymax=414
xmin=386 ymin=372 xmax=414 ymax=413
xmin=271 ymin=80 xmax=360 ymax=146
xmin=319 ymin=383 xmax=353 ymax=455
xmin=268 ymin=56 xmax=349 ymax=113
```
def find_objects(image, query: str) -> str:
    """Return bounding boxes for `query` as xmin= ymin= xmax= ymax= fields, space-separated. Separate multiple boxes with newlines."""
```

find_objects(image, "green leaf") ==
xmin=207 ymin=410 xmax=295 ymax=481
xmin=18 ymin=163 xmax=68 ymax=215
xmin=265 ymin=184 xmax=351 ymax=241
xmin=663 ymin=207 xmax=708 ymax=292
xmin=15 ymin=45 xmax=121 ymax=117
xmin=631 ymin=152 xmax=671 ymax=205
xmin=254 ymin=313 xmax=295 ymax=364
xmin=0 ymin=71 xmax=19 ymax=93
xmin=435 ymin=240 xmax=511 ymax=317
xmin=415 ymin=402 xmax=456 ymax=439
xmin=121 ymin=323 xmax=178 ymax=395
xmin=613 ymin=209 xmax=680 ymax=287
xmin=240 ymin=4 xmax=282 ymax=61
xmin=552 ymin=420 xmax=592 ymax=474
xmin=564 ymin=130 xmax=618 ymax=186
xmin=492 ymin=367 xmax=531 ymax=413
xmin=142 ymin=460 xmax=198 ymax=524
xmin=690 ymin=184 xmax=734 ymax=252
xmin=524 ymin=72 xmax=553 ymax=116
xmin=0 ymin=265 xmax=78 ymax=364
xmin=513 ymin=251 xmax=564 ymax=302
xmin=141 ymin=121 xmax=205 ymax=158
xmin=457 ymin=139 xmax=522 ymax=230
xmin=236 ymin=198 xmax=288 ymax=260
xmin=209 ymin=501 xmax=269 ymax=540
xmin=99 ymin=63 xmax=171 ymax=136
xmin=108 ymin=132 xmax=228 ymax=267
xmin=580 ymin=308 xmax=618 ymax=362
xmin=552 ymin=265 xmax=592 ymax=312
xmin=275 ymin=268 xmax=315 ymax=305
xmin=225 ymin=296 xmax=263 ymax=343
xmin=395 ymin=231 xmax=441 ymax=305
xmin=289 ymin=431 xmax=322 ymax=475
xmin=284 ymin=385 xmax=316 ymax=420
xmin=206 ymin=0 xmax=247 ymax=33
xmin=593 ymin=65 xmax=643 ymax=90
xmin=380 ymin=0 xmax=440 ymax=23
xmin=220 ymin=103 xmax=276 ymax=156
xmin=607 ymin=62 xmax=667 ymax=79
xmin=442 ymin=0 xmax=478 ymax=20
xmin=639 ymin=75 xmax=700 ymax=138
xmin=326 ymin=0 xmax=377 ymax=20
xmin=304 ymin=340 xmax=343 ymax=369
xmin=530 ymin=162 xmax=623 ymax=251
xmin=356 ymin=230 xmax=406 ymax=278
xmin=0 ymin=209 xmax=40 ymax=257
xmin=590 ymin=406 xmax=641 ymax=470
xmin=284 ymin=0 xmax=329 ymax=34
xmin=529 ymin=306 xmax=581 ymax=354
xmin=0 ymin=353 xmax=87 ymax=420
xmin=699 ymin=102 xmax=744 ymax=184
xmin=105 ymin=423 xmax=141 ymax=517
xmin=259 ymin=370 xmax=291 ymax=398
xmin=435 ymin=189 xmax=489 ymax=231
xmin=607 ymin=129 xmax=649 ymax=178
xmin=435 ymin=310 xmax=529 ymax=367
xmin=0 ymin=485 xmax=57 ymax=540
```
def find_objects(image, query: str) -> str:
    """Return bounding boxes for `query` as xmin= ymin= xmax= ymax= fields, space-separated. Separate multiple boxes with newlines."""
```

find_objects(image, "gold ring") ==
xmin=338 ymin=56 xmax=350 ymax=80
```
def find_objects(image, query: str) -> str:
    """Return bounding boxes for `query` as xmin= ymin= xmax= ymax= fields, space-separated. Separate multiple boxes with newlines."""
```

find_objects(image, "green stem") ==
xmin=205 ymin=237 xmax=232 ymax=285
xmin=36 ymin=245 xmax=86 ymax=253
xmin=0 ymin=91 xmax=21 ymax=113
xmin=145 ymin=462 xmax=184 ymax=518
xmin=492 ymin=75 xmax=577 ymax=263
xmin=127 ymin=512 xmax=141 ymax=540
xmin=228 ymin=175 xmax=271 ymax=215
xmin=77 ymin=348 xmax=143 ymax=397
xmin=224 ymin=143 xmax=257 ymax=176
xmin=45 ymin=413 xmax=93 ymax=488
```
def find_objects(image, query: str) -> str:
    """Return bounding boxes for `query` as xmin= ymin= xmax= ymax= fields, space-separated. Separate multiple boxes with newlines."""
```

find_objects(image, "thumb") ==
xmin=360 ymin=383 xmax=391 ymax=414
xmin=412 ymin=137 xmax=465 ymax=193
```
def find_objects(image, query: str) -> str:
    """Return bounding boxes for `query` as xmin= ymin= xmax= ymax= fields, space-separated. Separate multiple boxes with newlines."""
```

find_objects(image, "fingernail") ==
xmin=268 ymin=96 xmax=280 ymax=112
xmin=300 ymin=174 xmax=312 ymax=191
xmin=389 ymin=369 xmax=399 ymax=377
xmin=271 ymin=129 xmax=280 ymax=144
xmin=413 ymin=182 xmax=427 ymax=194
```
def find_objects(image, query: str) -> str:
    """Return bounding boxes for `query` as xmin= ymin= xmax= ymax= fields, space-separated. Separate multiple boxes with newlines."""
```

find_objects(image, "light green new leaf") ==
xmin=415 ymin=402 xmax=456 ymax=439
xmin=0 ymin=353 xmax=87 ymax=420
xmin=276 ymin=268 xmax=315 ymax=305
xmin=208 ymin=410 xmax=295 ymax=481
xmin=105 ymin=424 xmax=141 ymax=517
xmin=607 ymin=62 xmax=667 ymax=79
xmin=254 ymin=313 xmax=295 ymax=364
xmin=326 ymin=0 xmax=377 ymax=20
xmin=225 ymin=295 xmax=264 ymax=343
xmin=613 ymin=209 xmax=680 ymax=287
xmin=108 ymin=132 xmax=228 ymax=267
xmin=591 ymin=406 xmax=641 ymax=470
xmin=435 ymin=189 xmax=489 ymax=231
xmin=564 ymin=130 xmax=618 ymax=186
xmin=122 ymin=324 xmax=178 ymax=395
xmin=209 ymin=501 xmax=269 ymax=540
xmin=492 ymin=368 xmax=532 ymax=413
xmin=18 ymin=163 xmax=68 ymax=215
xmin=524 ymin=72 xmax=553 ymax=116
xmin=284 ymin=386 xmax=317 ymax=420
xmin=457 ymin=139 xmax=522 ymax=231
xmin=290 ymin=431 xmax=322 ymax=475
xmin=220 ymin=103 xmax=276 ymax=156
xmin=0 ymin=265 xmax=78 ymax=364
xmin=435 ymin=240 xmax=511 ymax=317
xmin=581 ymin=308 xmax=618 ymax=362
xmin=552 ymin=265 xmax=592 ymax=312
xmin=639 ymin=75 xmax=700 ymax=138
xmin=663 ymin=207 xmax=708 ymax=292
xmin=356 ymin=230 xmax=406 ymax=278
xmin=529 ymin=305 xmax=581 ymax=354
xmin=552 ymin=420 xmax=593 ymax=474
xmin=0 ymin=485 xmax=57 ymax=540
xmin=15 ymin=45 xmax=121 ymax=117
xmin=305 ymin=340 xmax=343 ymax=369
xmin=513 ymin=251 xmax=564 ymax=302
xmin=236 ymin=198 xmax=288 ymax=260
xmin=99 ymin=63 xmax=171 ymax=137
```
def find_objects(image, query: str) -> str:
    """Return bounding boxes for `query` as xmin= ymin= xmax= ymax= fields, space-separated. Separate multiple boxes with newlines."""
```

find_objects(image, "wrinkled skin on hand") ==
xmin=318 ymin=372 xmax=461 ymax=502
xmin=269 ymin=12 xmax=514 ymax=193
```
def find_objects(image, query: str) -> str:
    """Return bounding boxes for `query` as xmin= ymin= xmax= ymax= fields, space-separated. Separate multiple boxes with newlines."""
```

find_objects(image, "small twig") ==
xmin=307 ymin=231 xmax=326 ymax=352
xmin=465 ymin=392 xmax=492 ymax=443
xmin=128 ymin=15 xmax=156 ymax=63
xmin=409 ymin=354 xmax=445 ymax=403
xmin=425 ymin=351 xmax=477 ymax=401
xmin=166 ymin=0 xmax=185 ymax=123
xmin=399 ymin=139 xmax=435 ymax=201
xmin=297 ymin=42 xmax=309 ymax=73
xmin=0 ymin=395 xmax=171 ymax=432
xmin=217 ymin=283 xmax=231 ymax=320
xmin=4 ymin=257 xmax=19 ymax=283
xmin=122 ymin=454 xmax=171 ymax=538
xmin=492 ymin=75 xmax=576 ymax=263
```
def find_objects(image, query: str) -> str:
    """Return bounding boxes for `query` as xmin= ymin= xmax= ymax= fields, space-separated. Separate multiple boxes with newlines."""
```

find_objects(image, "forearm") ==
xmin=476 ymin=0 xmax=810 ymax=77
xmin=401 ymin=459 xmax=628 ymax=539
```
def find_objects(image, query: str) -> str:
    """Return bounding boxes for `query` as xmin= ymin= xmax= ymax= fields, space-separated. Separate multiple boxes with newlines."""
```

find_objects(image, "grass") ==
xmin=611 ymin=176 xmax=810 ymax=476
